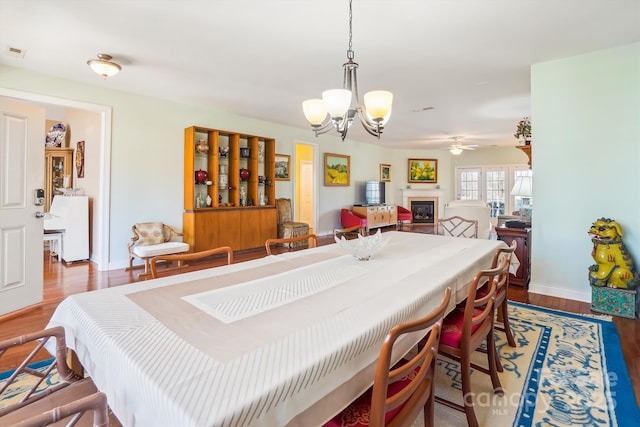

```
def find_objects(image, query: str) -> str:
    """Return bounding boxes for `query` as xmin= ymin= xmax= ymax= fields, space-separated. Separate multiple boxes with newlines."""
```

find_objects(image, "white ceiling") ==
xmin=1 ymin=0 xmax=639 ymax=149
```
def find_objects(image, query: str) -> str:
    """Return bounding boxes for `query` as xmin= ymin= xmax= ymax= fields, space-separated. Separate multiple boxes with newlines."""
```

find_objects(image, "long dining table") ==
xmin=46 ymin=231 xmax=507 ymax=426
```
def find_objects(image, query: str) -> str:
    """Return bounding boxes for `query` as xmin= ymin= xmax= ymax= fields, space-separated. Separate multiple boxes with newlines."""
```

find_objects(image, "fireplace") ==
xmin=408 ymin=197 xmax=438 ymax=224
xmin=401 ymin=189 xmax=443 ymax=224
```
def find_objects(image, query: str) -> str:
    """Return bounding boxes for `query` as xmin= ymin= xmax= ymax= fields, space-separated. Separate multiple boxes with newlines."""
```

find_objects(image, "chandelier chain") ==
xmin=347 ymin=0 xmax=354 ymax=60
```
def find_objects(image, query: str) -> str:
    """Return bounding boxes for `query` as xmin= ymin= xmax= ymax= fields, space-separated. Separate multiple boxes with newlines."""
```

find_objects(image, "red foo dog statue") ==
xmin=588 ymin=218 xmax=638 ymax=289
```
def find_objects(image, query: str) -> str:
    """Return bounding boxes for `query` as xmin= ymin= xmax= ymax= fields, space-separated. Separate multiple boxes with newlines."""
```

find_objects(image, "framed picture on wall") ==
xmin=274 ymin=154 xmax=290 ymax=181
xmin=324 ymin=153 xmax=350 ymax=186
xmin=408 ymin=158 xmax=437 ymax=183
xmin=380 ymin=163 xmax=391 ymax=182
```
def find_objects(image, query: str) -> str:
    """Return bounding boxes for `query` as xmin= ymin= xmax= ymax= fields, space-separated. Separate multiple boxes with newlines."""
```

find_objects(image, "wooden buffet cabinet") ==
xmin=44 ymin=148 xmax=73 ymax=212
xmin=183 ymin=126 xmax=277 ymax=252
xmin=352 ymin=205 xmax=398 ymax=232
xmin=495 ymin=225 xmax=531 ymax=288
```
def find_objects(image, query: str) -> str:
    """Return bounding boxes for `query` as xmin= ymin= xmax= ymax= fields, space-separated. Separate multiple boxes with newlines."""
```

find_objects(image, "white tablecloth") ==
xmin=46 ymin=232 xmax=504 ymax=426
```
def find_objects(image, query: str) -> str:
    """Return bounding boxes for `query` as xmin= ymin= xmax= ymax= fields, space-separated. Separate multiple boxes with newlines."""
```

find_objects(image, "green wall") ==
xmin=531 ymin=42 xmax=640 ymax=301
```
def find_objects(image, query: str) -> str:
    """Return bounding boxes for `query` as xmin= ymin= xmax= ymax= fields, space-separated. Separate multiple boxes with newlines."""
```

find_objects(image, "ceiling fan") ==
xmin=444 ymin=137 xmax=478 ymax=155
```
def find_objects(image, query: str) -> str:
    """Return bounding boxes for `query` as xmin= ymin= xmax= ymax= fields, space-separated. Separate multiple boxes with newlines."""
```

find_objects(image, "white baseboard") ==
xmin=528 ymin=282 xmax=591 ymax=303
xmin=109 ymin=259 xmax=133 ymax=271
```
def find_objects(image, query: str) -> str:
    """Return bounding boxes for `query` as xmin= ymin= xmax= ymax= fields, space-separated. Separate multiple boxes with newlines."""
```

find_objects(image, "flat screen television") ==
xmin=365 ymin=180 xmax=385 ymax=205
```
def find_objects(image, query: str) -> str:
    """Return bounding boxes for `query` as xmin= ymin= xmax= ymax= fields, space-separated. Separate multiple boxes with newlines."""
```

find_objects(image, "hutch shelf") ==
xmin=183 ymin=126 xmax=277 ymax=252
xmin=44 ymin=147 xmax=73 ymax=212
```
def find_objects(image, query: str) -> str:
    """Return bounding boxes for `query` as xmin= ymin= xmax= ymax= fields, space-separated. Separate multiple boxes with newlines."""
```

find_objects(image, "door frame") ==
xmin=0 ymin=88 xmax=112 ymax=271
xmin=294 ymin=140 xmax=318 ymax=233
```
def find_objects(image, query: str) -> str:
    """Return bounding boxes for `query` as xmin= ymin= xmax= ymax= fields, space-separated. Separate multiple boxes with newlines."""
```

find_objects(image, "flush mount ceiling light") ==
xmin=302 ymin=0 xmax=393 ymax=141
xmin=87 ymin=54 xmax=121 ymax=79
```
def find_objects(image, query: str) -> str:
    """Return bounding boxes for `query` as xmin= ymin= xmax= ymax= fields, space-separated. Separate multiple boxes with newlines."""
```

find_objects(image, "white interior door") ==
xmin=299 ymin=160 xmax=314 ymax=229
xmin=0 ymin=96 xmax=45 ymax=315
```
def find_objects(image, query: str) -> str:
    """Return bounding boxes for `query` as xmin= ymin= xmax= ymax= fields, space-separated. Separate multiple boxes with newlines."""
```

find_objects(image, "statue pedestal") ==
xmin=591 ymin=286 xmax=638 ymax=319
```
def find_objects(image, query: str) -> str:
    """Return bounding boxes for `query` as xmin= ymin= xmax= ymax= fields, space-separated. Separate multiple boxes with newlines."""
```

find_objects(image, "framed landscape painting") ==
xmin=380 ymin=163 xmax=391 ymax=182
xmin=274 ymin=154 xmax=290 ymax=181
xmin=324 ymin=153 xmax=350 ymax=186
xmin=408 ymin=158 xmax=438 ymax=183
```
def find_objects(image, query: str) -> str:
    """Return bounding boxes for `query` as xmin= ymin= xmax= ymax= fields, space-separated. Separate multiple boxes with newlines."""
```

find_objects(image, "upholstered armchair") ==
xmin=397 ymin=205 xmax=412 ymax=230
xmin=444 ymin=200 xmax=492 ymax=239
xmin=275 ymin=198 xmax=310 ymax=248
xmin=127 ymin=222 xmax=190 ymax=277
xmin=340 ymin=208 xmax=367 ymax=234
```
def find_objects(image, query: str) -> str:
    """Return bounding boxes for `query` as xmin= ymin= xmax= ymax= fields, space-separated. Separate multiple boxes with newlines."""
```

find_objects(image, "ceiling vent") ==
xmin=5 ymin=46 xmax=26 ymax=58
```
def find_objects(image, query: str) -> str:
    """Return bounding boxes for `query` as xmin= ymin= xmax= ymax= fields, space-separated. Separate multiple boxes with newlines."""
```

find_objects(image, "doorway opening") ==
xmin=0 ymin=88 xmax=112 ymax=271
xmin=294 ymin=142 xmax=318 ymax=234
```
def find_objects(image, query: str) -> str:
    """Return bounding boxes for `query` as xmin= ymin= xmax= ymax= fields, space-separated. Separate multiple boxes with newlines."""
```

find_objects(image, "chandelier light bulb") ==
xmin=364 ymin=90 xmax=393 ymax=121
xmin=322 ymin=89 xmax=352 ymax=121
xmin=302 ymin=99 xmax=328 ymax=125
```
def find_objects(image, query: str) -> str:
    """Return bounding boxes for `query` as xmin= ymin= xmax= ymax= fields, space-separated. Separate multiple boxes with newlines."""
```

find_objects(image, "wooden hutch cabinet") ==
xmin=44 ymin=148 xmax=73 ymax=212
xmin=495 ymin=225 xmax=531 ymax=288
xmin=183 ymin=126 xmax=277 ymax=252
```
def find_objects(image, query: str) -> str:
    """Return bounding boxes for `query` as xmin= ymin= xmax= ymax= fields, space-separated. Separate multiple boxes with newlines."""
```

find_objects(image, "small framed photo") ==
xmin=408 ymin=158 xmax=438 ymax=183
xmin=324 ymin=153 xmax=350 ymax=186
xmin=274 ymin=154 xmax=290 ymax=181
xmin=380 ymin=163 xmax=391 ymax=182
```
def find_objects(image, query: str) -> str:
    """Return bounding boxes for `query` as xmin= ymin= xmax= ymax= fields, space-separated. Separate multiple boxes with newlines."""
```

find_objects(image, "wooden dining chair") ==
xmin=333 ymin=225 xmax=362 ymax=240
xmin=474 ymin=241 xmax=518 ymax=373
xmin=0 ymin=326 xmax=110 ymax=426
xmin=487 ymin=241 xmax=518 ymax=347
xmin=436 ymin=216 xmax=479 ymax=238
xmin=150 ymin=246 xmax=234 ymax=278
xmin=436 ymin=257 xmax=510 ymax=427
xmin=324 ymin=287 xmax=451 ymax=427
xmin=265 ymin=234 xmax=317 ymax=255
xmin=13 ymin=392 xmax=109 ymax=427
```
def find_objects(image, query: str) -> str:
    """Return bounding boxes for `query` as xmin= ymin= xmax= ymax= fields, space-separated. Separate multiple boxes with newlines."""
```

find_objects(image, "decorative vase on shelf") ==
xmin=195 ymin=169 xmax=207 ymax=184
xmin=206 ymin=194 xmax=212 ymax=206
xmin=219 ymin=146 xmax=230 ymax=157
xmin=219 ymin=173 xmax=228 ymax=189
xmin=196 ymin=139 xmax=209 ymax=154
xmin=239 ymin=168 xmax=250 ymax=181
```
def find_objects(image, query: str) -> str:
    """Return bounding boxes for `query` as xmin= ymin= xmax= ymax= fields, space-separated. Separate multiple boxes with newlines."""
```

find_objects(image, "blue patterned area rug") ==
xmin=0 ymin=358 xmax=61 ymax=410
xmin=434 ymin=301 xmax=640 ymax=427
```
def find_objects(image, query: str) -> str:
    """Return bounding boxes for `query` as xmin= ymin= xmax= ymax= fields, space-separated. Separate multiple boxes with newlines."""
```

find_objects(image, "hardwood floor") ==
xmin=1 ymin=226 xmax=639 ymax=408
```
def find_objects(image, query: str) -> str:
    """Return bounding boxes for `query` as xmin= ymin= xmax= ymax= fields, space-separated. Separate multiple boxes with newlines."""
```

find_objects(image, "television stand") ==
xmin=352 ymin=205 xmax=397 ymax=233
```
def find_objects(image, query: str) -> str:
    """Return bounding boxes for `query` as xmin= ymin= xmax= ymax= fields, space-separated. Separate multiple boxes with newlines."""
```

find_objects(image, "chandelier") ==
xmin=302 ymin=0 xmax=393 ymax=141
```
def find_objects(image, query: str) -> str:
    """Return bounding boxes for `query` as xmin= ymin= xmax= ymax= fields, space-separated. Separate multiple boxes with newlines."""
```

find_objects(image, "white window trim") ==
xmin=455 ymin=164 xmax=531 ymax=216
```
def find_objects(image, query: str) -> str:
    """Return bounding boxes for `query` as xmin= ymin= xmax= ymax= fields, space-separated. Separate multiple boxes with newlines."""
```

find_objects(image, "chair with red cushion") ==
xmin=324 ymin=287 xmax=451 ymax=427
xmin=341 ymin=208 xmax=367 ymax=234
xmin=396 ymin=206 xmax=412 ymax=231
xmin=475 ymin=240 xmax=518 ymax=371
xmin=436 ymin=257 xmax=509 ymax=427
